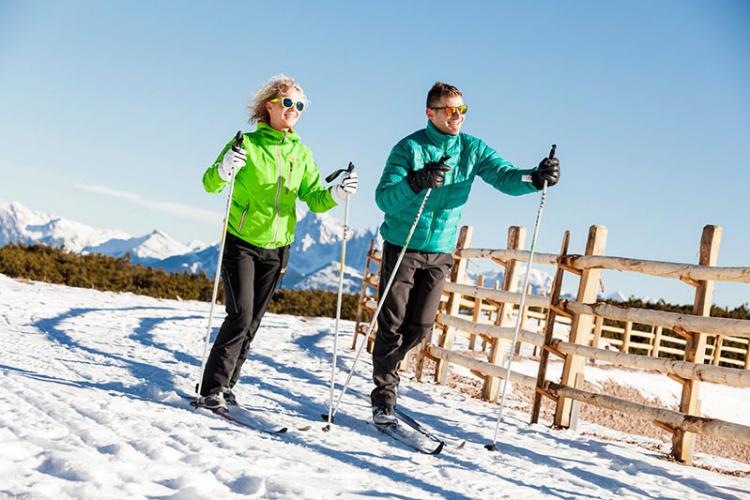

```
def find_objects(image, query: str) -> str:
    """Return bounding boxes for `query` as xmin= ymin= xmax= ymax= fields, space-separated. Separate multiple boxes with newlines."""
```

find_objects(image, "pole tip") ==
xmin=484 ymin=443 xmax=499 ymax=451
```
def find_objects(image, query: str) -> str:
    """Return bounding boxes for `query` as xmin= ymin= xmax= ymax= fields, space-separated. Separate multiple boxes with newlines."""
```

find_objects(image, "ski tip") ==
xmin=430 ymin=442 xmax=445 ymax=455
xmin=484 ymin=443 xmax=499 ymax=452
xmin=277 ymin=427 xmax=288 ymax=434
xmin=297 ymin=425 xmax=312 ymax=432
xmin=456 ymin=440 xmax=466 ymax=450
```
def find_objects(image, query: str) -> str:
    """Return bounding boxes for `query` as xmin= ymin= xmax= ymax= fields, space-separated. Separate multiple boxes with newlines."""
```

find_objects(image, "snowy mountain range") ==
xmin=0 ymin=201 xmax=374 ymax=293
xmin=0 ymin=200 xmax=629 ymax=300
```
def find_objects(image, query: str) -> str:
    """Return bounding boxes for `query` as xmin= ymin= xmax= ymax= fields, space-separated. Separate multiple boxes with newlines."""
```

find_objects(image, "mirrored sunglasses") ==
xmin=271 ymin=97 xmax=305 ymax=112
xmin=430 ymin=104 xmax=468 ymax=116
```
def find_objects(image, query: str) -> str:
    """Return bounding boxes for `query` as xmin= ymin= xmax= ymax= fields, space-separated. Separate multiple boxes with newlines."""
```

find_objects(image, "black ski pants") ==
xmin=200 ymin=232 xmax=289 ymax=396
xmin=371 ymin=241 xmax=454 ymax=409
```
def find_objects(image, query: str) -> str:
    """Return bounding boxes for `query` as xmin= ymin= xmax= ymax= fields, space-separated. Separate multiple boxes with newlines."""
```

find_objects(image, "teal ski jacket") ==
xmin=203 ymin=123 xmax=336 ymax=249
xmin=375 ymin=121 xmax=539 ymax=253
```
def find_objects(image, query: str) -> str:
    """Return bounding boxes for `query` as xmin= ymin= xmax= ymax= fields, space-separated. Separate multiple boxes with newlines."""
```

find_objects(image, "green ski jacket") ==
xmin=375 ymin=121 xmax=540 ymax=253
xmin=203 ymin=123 xmax=336 ymax=249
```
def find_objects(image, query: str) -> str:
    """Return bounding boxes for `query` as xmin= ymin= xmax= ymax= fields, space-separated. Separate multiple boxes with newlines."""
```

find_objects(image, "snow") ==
xmin=1 ymin=274 xmax=748 ymax=499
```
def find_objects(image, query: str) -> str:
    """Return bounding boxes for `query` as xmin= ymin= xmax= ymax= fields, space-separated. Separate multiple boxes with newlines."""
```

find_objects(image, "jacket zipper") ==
xmin=271 ymin=132 xmax=286 ymax=247
xmin=425 ymin=152 xmax=449 ymax=245
xmin=238 ymin=203 xmax=249 ymax=231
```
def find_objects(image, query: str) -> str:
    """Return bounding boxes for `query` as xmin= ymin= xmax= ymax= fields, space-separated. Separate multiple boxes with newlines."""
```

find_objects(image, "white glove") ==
xmin=218 ymin=148 xmax=247 ymax=181
xmin=330 ymin=171 xmax=359 ymax=204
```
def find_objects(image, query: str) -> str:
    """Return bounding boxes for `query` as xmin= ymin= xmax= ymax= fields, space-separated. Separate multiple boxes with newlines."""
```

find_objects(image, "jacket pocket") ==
xmin=238 ymin=203 xmax=249 ymax=231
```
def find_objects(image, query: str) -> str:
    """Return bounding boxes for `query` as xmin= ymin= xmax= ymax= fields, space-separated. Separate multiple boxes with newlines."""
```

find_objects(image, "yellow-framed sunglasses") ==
xmin=270 ymin=97 xmax=305 ymax=112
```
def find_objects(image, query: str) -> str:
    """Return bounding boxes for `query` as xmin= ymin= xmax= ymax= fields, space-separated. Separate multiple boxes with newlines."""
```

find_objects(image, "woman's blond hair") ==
xmin=247 ymin=74 xmax=307 ymax=124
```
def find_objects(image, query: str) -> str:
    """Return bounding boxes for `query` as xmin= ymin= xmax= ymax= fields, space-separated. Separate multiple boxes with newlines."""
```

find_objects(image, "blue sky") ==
xmin=1 ymin=1 xmax=748 ymax=306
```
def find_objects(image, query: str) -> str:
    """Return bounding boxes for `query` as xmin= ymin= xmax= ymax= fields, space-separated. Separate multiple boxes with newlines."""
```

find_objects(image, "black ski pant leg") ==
xmin=228 ymin=246 xmax=289 ymax=388
xmin=200 ymin=234 xmax=287 ymax=396
xmin=397 ymin=253 xmax=454 ymax=360
xmin=371 ymin=243 xmax=453 ymax=409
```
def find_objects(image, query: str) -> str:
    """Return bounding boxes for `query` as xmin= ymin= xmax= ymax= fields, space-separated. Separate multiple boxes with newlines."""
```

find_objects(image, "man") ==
xmin=371 ymin=81 xmax=560 ymax=424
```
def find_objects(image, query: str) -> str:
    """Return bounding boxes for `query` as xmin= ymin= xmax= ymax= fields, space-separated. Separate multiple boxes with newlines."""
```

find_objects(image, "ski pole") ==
xmin=195 ymin=131 xmax=245 ymax=399
xmin=324 ymin=184 xmax=435 ymax=423
xmin=323 ymin=162 xmax=355 ymax=432
xmin=486 ymin=144 xmax=556 ymax=451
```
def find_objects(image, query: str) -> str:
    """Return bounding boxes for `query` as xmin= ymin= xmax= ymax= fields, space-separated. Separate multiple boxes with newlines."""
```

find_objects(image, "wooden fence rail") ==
xmin=545 ymin=382 xmax=750 ymax=445
xmin=558 ymin=255 xmax=750 ymax=285
xmin=553 ymin=340 xmax=750 ymax=388
xmin=427 ymin=345 xmax=537 ymax=387
xmin=443 ymin=282 xmax=551 ymax=308
xmin=562 ymin=301 xmax=750 ymax=339
xmin=437 ymin=313 xmax=545 ymax=346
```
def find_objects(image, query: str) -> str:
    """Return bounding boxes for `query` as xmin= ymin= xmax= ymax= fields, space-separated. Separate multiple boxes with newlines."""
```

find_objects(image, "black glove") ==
xmin=407 ymin=156 xmax=452 ymax=193
xmin=531 ymin=157 xmax=560 ymax=189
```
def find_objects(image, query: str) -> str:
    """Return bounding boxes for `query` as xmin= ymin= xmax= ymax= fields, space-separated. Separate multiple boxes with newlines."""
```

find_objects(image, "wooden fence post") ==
xmin=482 ymin=226 xmax=526 ymax=401
xmin=671 ymin=225 xmax=722 ymax=464
xmin=652 ymin=326 xmax=663 ymax=357
xmin=591 ymin=316 xmax=604 ymax=349
xmin=589 ymin=316 xmax=604 ymax=364
xmin=515 ymin=284 xmax=532 ymax=355
xmin=531 ymin=230 xmax=570 ymax=424
xmin=712 ymin=336 xmax=724 ymax=366
xmin=554 ymin=225 xmax=608 ymax=428
xmin=434 ymin=225 xmax=473 ymax=385
xmin=352 ymin=239 xmax=376 ymax=350
xmin=622 ymin=321 xmax=633 ymax=354
xmin=469 ymin=275 xmax=484 ymax=351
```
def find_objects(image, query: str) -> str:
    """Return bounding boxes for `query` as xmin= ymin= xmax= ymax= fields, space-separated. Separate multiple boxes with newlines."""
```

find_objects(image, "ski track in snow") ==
xmin=0 ymin=274 xmax=748 ymax=499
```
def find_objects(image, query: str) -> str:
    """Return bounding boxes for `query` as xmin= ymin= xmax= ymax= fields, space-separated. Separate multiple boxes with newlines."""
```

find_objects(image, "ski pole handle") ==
xmin=232 ymin=130 xmax=244 ymax=153
xmin=522 ymin=144 xmax=557 ymax=183
xmin=325 ymin=162 xmax=356 ymax=183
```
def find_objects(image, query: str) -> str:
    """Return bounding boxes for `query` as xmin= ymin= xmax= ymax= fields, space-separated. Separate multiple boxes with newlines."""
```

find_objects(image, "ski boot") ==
xmin=372 ymin=405 xmax=398 ymax=426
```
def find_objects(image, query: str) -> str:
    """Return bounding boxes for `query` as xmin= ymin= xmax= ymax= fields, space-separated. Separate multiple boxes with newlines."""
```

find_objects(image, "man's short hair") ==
xmin=426 ymin=82 xmax=463 ymax=108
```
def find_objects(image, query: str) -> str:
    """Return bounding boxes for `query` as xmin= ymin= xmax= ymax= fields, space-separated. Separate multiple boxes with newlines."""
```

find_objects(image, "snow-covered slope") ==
xmin=1 ymin=274 xmax=747 ymax=499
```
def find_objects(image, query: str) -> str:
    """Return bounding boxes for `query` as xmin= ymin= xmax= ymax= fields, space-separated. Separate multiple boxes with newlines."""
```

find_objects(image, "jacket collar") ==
xmin=255 ymin=122 xmax=300 ymax=144
xmin=425 ymin=120 xmax=460 ymax=150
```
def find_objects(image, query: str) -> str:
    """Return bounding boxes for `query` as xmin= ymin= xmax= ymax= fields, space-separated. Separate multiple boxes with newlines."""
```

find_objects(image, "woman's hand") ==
xmin=330 ymin=170 xmax=359 ymax=204
xmin=218 ymin=148 xmax=247 ymax=181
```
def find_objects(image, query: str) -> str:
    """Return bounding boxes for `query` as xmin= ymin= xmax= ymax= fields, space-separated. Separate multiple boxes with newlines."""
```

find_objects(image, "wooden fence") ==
xmin=351 ymin=224 xmax=750 ymax=465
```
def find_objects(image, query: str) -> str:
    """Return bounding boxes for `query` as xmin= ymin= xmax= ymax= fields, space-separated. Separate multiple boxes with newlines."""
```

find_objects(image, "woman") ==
xmin=198 ymin=74 xmax=358 ymax=409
